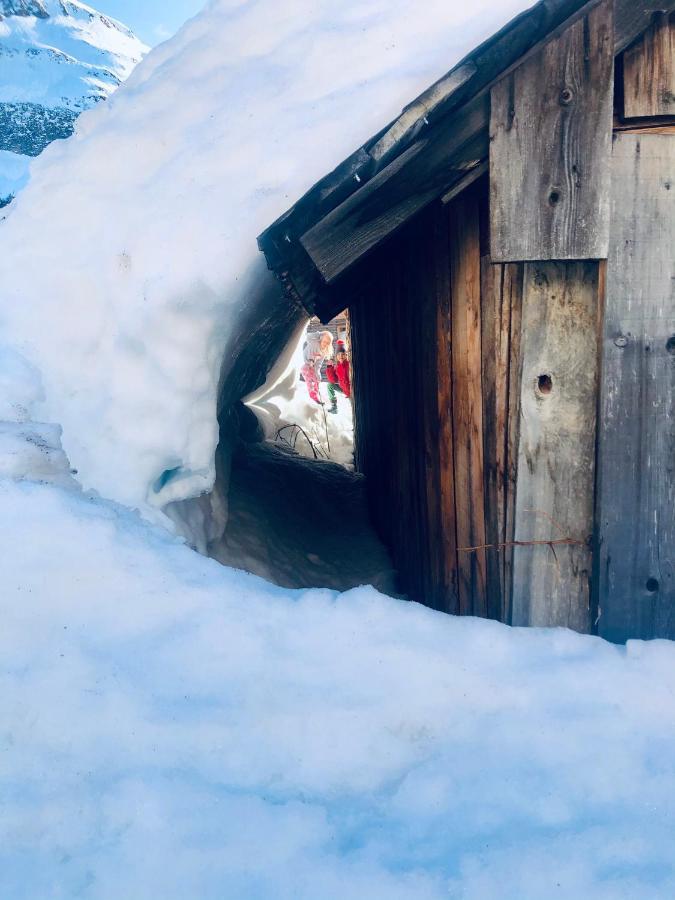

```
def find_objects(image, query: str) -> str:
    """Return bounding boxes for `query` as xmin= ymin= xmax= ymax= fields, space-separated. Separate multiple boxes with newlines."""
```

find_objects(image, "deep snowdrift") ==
xmin=0 ymin=0 xmax=531 ymax=534
xmin=2 ymin=477 xmax=675 ymax=899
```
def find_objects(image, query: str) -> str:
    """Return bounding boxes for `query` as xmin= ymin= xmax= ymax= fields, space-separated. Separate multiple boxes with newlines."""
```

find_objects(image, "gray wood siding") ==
xmin=511 ymin=262 xmax=601 ymax=631
xmin=490 ymin=0 xmax=614 ymax=261
xmin=595 ymin=133 xmax=675 ymax=642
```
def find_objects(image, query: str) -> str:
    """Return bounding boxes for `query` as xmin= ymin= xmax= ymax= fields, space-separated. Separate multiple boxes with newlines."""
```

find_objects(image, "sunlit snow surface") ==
xmin=2 ymin=477 xmax=675 ymax=899
xmin=0 ymin=0 xmax=147 ymax=110
xmin=0 ymin=0 xmax=147 ymax=196
xmin=0 ymin=0 xmax=531 ymax=523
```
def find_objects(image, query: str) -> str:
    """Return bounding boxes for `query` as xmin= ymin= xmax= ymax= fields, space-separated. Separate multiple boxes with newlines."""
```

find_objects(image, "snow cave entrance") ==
xmin=209 ymin=311 xmax=395 ymax=596
xmin=280 ymin=313 xmax=353 ymax=466
xmin=247 ymin=311 xmax=355 ymax=469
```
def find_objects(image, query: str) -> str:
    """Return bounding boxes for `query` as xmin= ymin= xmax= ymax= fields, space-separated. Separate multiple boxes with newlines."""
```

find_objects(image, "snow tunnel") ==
xmin=195 ymin=279 xmax=396 ymax=598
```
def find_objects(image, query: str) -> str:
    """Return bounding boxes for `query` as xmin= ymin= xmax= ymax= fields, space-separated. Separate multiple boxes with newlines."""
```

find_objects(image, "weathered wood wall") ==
xmin=349 ymin=204 xmax=459 ymax=612
xmin=345 ymin=8 xmax=674 ymax=636
xmin=490 ymin=0 xmax=614 ymax=262
xmin=510 ymin=262 xmax=602 ymax=630
xmin=349 ymin=181 xmax=523 ymax=618
xmin=595 ymin=133 xmax=675 ymax=642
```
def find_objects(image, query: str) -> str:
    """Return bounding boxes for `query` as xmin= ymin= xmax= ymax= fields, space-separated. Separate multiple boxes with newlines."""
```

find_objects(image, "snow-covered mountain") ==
xmin=0 ymin=0 xmax=147 ymax=204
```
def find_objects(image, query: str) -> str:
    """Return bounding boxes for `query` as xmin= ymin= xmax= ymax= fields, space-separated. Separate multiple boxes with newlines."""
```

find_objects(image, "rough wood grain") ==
xmin=490 ymin=0 xmax=614 ymax=261
xmin=480 ymin=258 xmax=524 ymax=622
xmin=502 ymin=264 xmax=524 ymax=624
xmin=595 ymin=133 xmax=675 ymax=642
xmin=448 ymin=193 xmax=487 ymax=616
xmin=432 ymin=207 xmax=460 ymax=612
xmin=615 ymin=0 xmax=675 ymax=54
xmin=480 ymin=255 xmax=503 ymax=619
xmin=510 ymin=262 xmax=600 ymax=631
xmin=623 ymin=11 xmax=675 ymax=118
xmin=349 ymin=207 xmax=460 ymax=613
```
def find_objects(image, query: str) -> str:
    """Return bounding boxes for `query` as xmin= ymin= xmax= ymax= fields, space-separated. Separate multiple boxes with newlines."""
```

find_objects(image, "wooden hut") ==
xmin=258 ymin=0 xmax=675 ymax=643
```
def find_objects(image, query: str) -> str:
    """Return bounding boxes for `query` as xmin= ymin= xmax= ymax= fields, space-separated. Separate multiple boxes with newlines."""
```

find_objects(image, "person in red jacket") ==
xmin=326 ymin=342 xmax=351 ymax=414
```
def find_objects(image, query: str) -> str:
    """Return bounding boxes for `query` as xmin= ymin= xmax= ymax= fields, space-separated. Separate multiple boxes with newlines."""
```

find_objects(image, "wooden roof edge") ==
xmin=258 ymin=0 xmax=675 ymax=313
xmin=257 ymin=0 xmax=585 ymax=260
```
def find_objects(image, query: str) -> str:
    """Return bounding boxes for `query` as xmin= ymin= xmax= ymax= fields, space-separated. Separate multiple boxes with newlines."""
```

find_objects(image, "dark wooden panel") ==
xmin=432 ymin=208 xmax=460 ymax=612
xmin=616 ymin=1 xmax=675 ymax=54
xmin=349 ymin=206 xmax=459 ymax=613
xmin=623 ymin=11 xmax=675 ymax=118
xmin=447 ymin=193 xmax=487 ymax=616
xmin=502 ymin=264 xmax=524 ymax=625
xmin=480 ymin=255 xmax=502 ymax=620
xmin=490 ymin=0 xmax=614 ymax=261
xmin=596 ymin=133 xmax=675 ymax=642
xmin=511 ymin=262 xmax=600 ymax=631
xmin=480 ymin=258 xmax=524 ymax=623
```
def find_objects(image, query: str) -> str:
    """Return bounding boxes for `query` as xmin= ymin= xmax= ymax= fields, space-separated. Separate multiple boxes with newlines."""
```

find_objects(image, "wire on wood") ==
xmin=458 ymin=509 xmax=584 ymax=554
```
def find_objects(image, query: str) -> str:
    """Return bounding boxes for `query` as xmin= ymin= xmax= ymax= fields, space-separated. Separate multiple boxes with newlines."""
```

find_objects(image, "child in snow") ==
xmin=325 ymin=342 xmax=351 ymax=413
xmin=301 ymin=330 xmax=333 ymax=404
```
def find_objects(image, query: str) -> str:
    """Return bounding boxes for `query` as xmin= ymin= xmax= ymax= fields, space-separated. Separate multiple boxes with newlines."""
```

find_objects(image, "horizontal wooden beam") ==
xmin=300 ymin=96 xmax=488 ymax=283
xmin=441 ymin=160 xmax=488 ymax=204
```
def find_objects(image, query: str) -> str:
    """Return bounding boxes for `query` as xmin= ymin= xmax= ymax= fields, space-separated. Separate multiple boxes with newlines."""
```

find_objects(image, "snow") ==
xmin=0 ymin=149 xmax=30 ymax=202
xmin=0 ymin=0 xmax=532 ymax=536
xmin=0 ymin=0 xmax=147 ymax=112
xmin=247 ymin=323 xmax=356 ymax=469
xmin=2 ymin=474 xmax=675 ymax=898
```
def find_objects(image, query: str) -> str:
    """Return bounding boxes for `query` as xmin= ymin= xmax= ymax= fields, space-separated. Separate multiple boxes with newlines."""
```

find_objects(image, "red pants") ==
xmin=301 ymin=363 xmax=321 ymax=402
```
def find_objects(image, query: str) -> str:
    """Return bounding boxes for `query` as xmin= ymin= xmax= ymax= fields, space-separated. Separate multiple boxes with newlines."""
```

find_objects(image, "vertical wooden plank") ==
xmin=481 ymin=258 xmax=525 ymax=623
xmin=490 ymin=0 xmax=614 ymax=261
xmin=433 ymin=205 xmax=459 ymax=613
xmin=502 ymin=263 xmax=524 ymax=625
xmin=623 ymin=12 xmax=675 ymax=119
xmin=596 ymin=133 xmax=675 ymax=642
xmin=511 ymin=262 xmax=600 ymax=632
xmin=480 ymin=255 xmax=501 ymax=619
xmin=350 ymin=208 xmax=460 ymax=614
xmin=448 ymin=192 xmax=487 ymax=616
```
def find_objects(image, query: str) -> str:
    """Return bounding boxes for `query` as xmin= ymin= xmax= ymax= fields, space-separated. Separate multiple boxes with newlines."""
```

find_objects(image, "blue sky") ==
xmin=97 ymin=0 xmax=207 ymax=46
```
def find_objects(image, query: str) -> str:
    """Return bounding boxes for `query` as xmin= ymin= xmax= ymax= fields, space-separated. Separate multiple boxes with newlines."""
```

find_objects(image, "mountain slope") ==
xmin=0 ymin=0 xmax=147 ymax=203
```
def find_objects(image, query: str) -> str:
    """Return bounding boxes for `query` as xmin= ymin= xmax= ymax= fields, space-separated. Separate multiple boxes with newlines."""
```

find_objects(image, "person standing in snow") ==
xmin=325 ymin=342 xmax=351 ymax=414
xmin=301 ymin=330 xmax=333 ymax=404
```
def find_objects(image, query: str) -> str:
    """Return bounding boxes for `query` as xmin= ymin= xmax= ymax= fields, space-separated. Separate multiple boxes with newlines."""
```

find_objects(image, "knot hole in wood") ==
xmin=537 ymin=374 xmax=553 ymax=395
xmin=559 ymin=86 xmax=574 ymax=105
